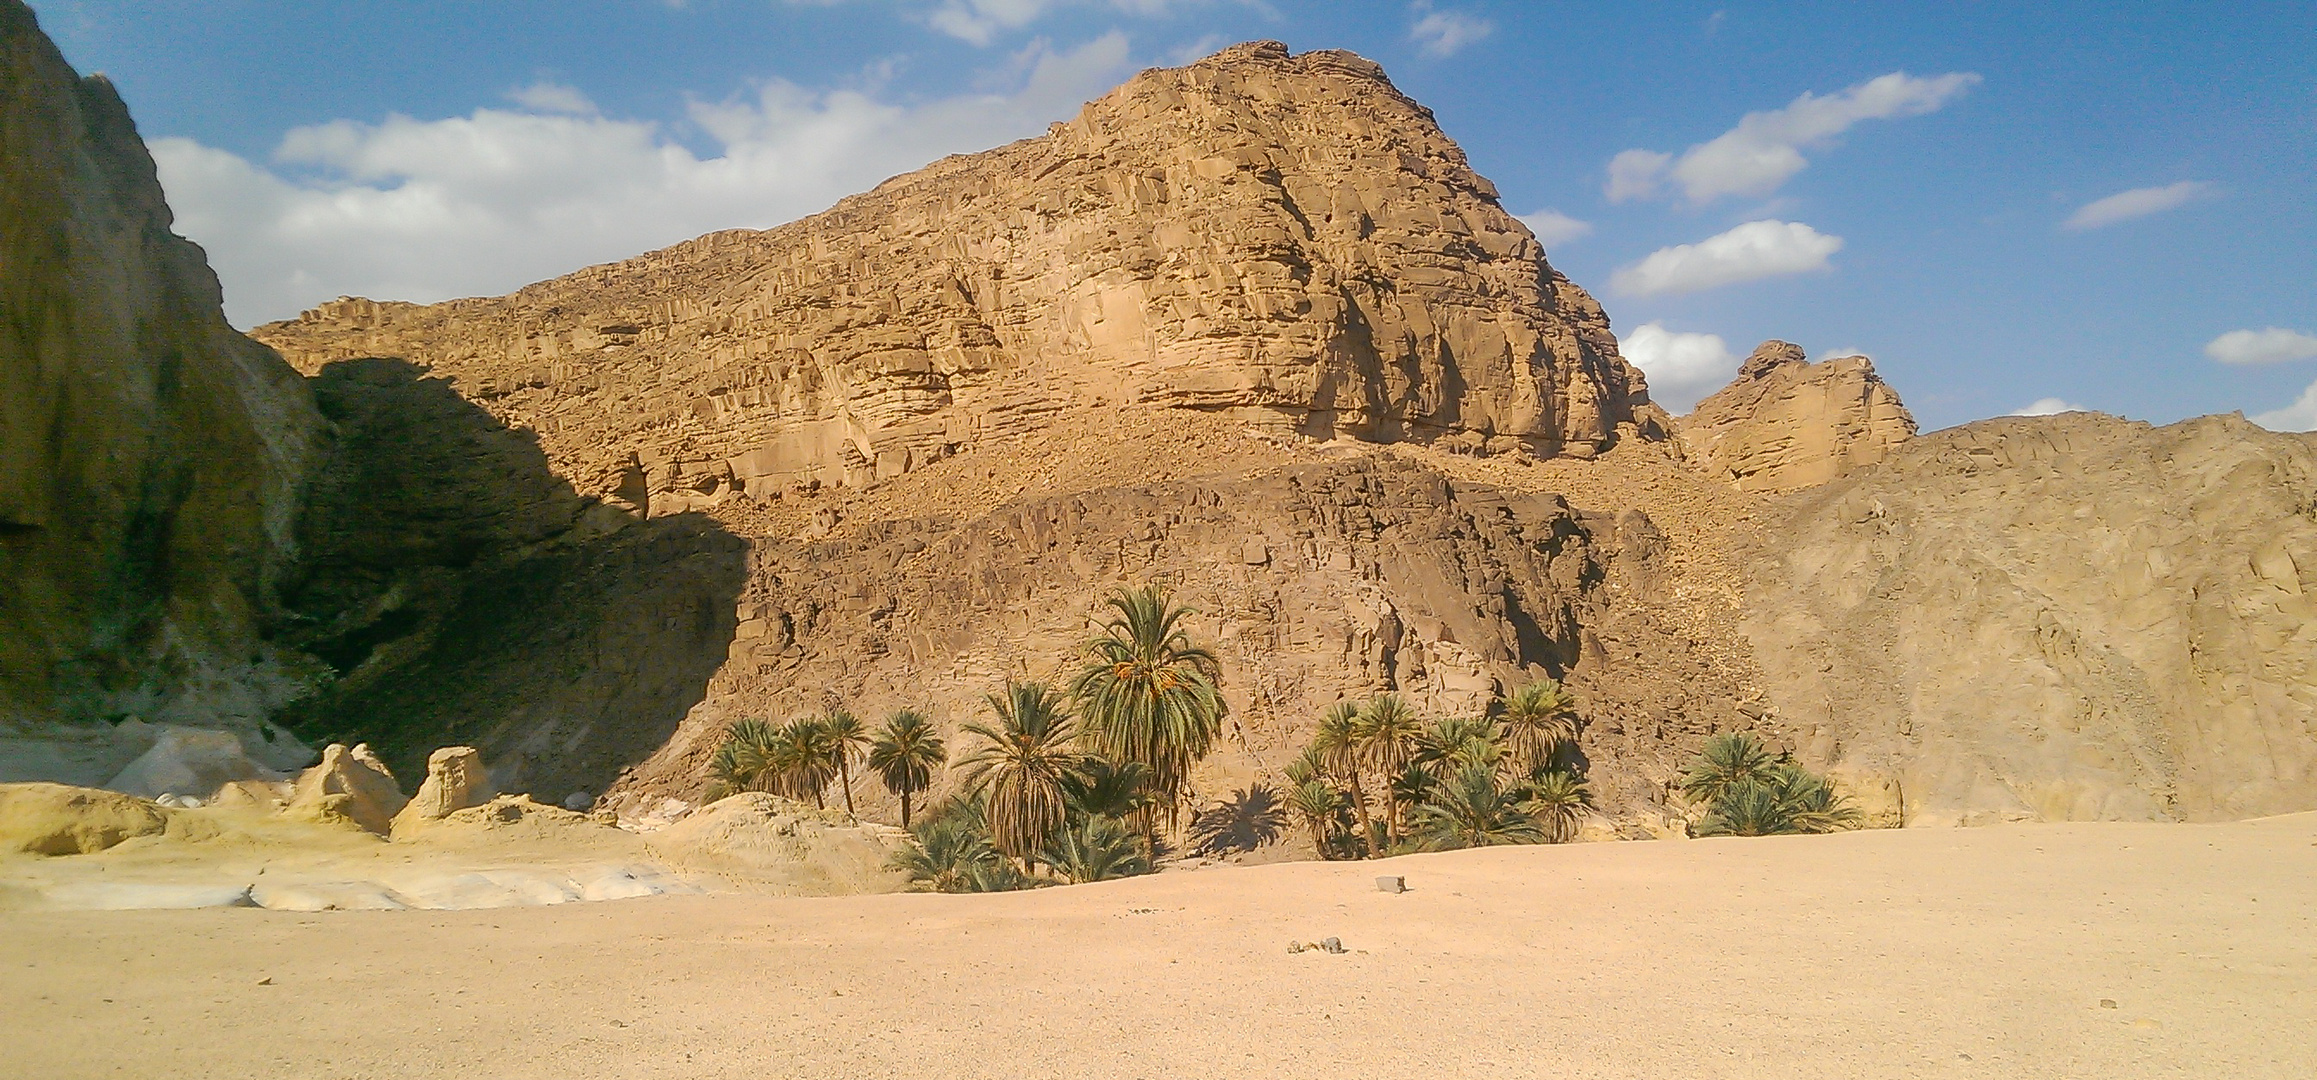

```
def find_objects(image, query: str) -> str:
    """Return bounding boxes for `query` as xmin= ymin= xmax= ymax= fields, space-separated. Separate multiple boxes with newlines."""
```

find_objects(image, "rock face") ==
xmin=253 ymin=41 xmax=1663 ymax=518
xmin=1677 ymin=341 xmax=1915 ymax=492
xmin=283 ymin=743 xmax=408 ymax=835
xmin=389 ymin=746 xmax=496 ymax=838
xmin=605 ymin=443 xmax=1760 ymax=830
xmin=1745 ymin=413 xmax=2317 ymax=824
xmin=0 ymin=2 xmax=319 ymax=728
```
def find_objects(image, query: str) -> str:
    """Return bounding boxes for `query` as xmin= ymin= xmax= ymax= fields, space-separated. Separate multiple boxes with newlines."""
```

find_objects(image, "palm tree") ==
xmin=1310 ymin=701 xmax=1376 ymax=858
xmin=769 ymin=717 xmax=841 ymax=808
xmin=957 ymin=681 xmax=1083 ymax=875
xmin=1058 ymin=757 xmax=1152 ymax=823
xmin=822 ymin=708 xmax=871 ymax=817
xmin=1500 ymin=678 xmax=1580 ymax=776
xmin=706 ymin=718 xmax=778 ymax=799
xmin=1285 ymin=777 xmax=1341 ymax=859
xmin=891 ymin=799 xmax=1025 ymax=892
xmin=867 ymin=710 xmax=946 ymax=828
xmin=1694 ymin=763 xmax=1863 ymax=837
xmin=1355 ymin=694 xmax=1422 ymax=847
xmin=1527 ymin=768 xmax=1591 ymax=843
xmin=1679 ymin=732 xmax=1781 ymax=808
xmin=1070 ymin=585 xmax=1227 ymax=842
xmin=1406 ymin=765 xmax=1546 ymax=851
xmin=1041 ymin=815 xmax=1152 ymax=884
xmin=1416 ymin=714 xmax=1502 ymax=778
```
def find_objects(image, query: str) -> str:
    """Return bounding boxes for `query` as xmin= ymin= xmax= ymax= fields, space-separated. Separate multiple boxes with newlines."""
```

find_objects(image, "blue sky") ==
xmin=30 ymin=0 xmax=2317 ymax=430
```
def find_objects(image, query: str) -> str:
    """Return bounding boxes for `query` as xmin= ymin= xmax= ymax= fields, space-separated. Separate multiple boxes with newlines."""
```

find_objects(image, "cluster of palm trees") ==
xmin=1678 ymin=733 xmax=1862 ymax=836
xmin=709 ymin=709 xmax=947 ymax=824
xmin=705 ymin=584 xmax=1229 ymax=891
xmin=1282 ymin=679 xmax=1593 ymax=856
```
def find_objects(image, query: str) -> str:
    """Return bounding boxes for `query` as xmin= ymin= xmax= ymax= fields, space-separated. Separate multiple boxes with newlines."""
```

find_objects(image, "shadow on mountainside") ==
xmin=272 ymin=358 xmax=745 ymax=803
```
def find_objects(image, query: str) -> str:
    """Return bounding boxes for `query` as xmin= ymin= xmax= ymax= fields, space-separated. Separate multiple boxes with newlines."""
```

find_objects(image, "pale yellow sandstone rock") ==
xmin=1677 ymin=340 xmax=1916 ymax=492
xmin=283 ymin=744 xmax=408 ymax=836
xmin=389 ymin=746 xmax=496 ymax=839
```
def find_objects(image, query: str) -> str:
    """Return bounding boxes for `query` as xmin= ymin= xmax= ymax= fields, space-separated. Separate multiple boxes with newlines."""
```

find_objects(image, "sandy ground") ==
xmin=3 ymin=814 xmax=2312 ymax=1080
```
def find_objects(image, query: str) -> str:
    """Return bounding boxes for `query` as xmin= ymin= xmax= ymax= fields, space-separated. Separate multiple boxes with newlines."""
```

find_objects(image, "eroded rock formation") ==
xmin=1677 ymin=340 xmax=1915 ymax=492
xmin=254 ymin=41 xmax=1664 ymax=517
xmin=0 ymin=2 xmax=319 ymax=728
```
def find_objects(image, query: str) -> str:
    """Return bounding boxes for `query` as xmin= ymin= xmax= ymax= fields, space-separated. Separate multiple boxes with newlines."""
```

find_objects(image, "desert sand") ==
xmin=4 ymin=814 xmax=2311 ymax=1080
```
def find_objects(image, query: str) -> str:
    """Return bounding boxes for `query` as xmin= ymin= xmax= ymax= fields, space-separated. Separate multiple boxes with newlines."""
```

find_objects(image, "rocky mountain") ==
xmin=1744 ymin=411 xmax=2317 ymax=824
xmin=4 ymin=8 xmax=2311 ymax=835
xmin=1676 ymin=340 xmax=1916 ymax=492
xmin=253 ymin=41 xmax=1666 ymax=517
xmin=0 ymin=2 xmax=318 ymax=732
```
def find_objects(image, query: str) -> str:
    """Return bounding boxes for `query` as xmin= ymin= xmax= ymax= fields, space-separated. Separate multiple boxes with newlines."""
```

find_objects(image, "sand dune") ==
xmin=3 ymin=814 xmax=2311 ymax=1079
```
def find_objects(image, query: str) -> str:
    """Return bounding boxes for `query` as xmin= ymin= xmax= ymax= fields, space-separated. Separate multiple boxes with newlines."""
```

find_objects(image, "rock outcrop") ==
xmin=0 ymin=782 xmax=169 ymax=855
xmin=1677 ymin=341 xmax=1915 ymax=492
xmin=283 ymin=743 xmax=408 ymax=835
xmin=0 ymin=2 xmax=320 ymax=729
xmin=254 ymin=41 xmax=1664 ymax=518
xmin=645 ymin=793 xmax=916 ymax=895
xmin=1745 ymin=412 xmax=2317 ymax=824
xmin=389 ymin=746 xmax=496 ymax=838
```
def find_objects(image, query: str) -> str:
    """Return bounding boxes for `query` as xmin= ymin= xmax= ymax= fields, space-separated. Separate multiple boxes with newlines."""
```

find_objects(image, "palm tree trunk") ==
xmin=1305 ymin=817 xmax=1329 ymax=860
xmin=900 ymin=790 xmax=913 ymax=829
xmin=838 ymin=757 xmax=855 ymax=816
xmin=1346 ymin=772 xmax=1377 ymax=859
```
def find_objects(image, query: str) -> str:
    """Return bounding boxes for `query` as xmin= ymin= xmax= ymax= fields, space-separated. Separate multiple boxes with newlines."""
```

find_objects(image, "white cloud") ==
xmin=2010 ymin=397 xmax=2087 ymax=417
xmin=2063 ymin=181 xmax=2215 ymax=230
xmin=1409 ymin=3 xmax=1493 ymax=59
xmin=1609 ymin=219 xmax=1843 ymax=297
xmin=2203 ymin=327 xmax=2317 ymax=366
xmin=1813 ymin=346 xmax=1870 ymax=362
xmin=2252 ymin=379 xmax=2317 ymax=432
xmin=153 ymin=34 xmax=1135 ymax=327
xmin=1606 ymin=71 xmax=1979 ymax=205
xmin=1619 ymin=322 xmax=1739 ymax=414
xmin=506 ymin=82 xmax=597 ymax=115
xmin=1514 ymin=209 xmax=1591 ymax=247
xmin=1604 ymin=148 xmax=1671 ymax=203
xmin=923 ymin=0 xmax=1203 ymax=45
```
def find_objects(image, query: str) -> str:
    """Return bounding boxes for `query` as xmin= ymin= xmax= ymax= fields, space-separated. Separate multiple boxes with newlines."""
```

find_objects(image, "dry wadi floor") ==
xmin=3 ymin=814 xmax=2313 ymax=1080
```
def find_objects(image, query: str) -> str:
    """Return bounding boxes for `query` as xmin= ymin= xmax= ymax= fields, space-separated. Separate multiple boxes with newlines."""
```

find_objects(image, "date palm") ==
xmin=1679 ymin=732 xmax=1781 ymax=808
xmin=706 ymin=718 xmax=778 ymax=799
xmin=1058 ymin=757 xmax=1153 ymax=823
xmin=957 ymin=681 xmax=1083 ymax=875
xmin=1355 ymin=694 xmax=1422 ymax=847
xmin=770 ymin=717 xmax=840 ymax=809
xmin=1070 ymin=585 xmax=1227 ymax=841
xmin=1527 ymin=768 xmax=1591 ymax=843
xmin=867 ymin=710 xmax=946 ymax=828
xmin=822 ymin=708 xmax=870 ymax=817
xmin=1407 ymin=765 xmax=1546 ymax=851
xmin=1041 ymin=815 xmax=1151 ymax=884
xmin=1500 ymin=678 xmax=1579 ymax=776
xmin=1416 ymin=714 xmax=1502 ymax=778
xmin=1310 ymin=701 xmax=1376 ymax=858
xmin=1285 ymin=777 xmax=1342 ymax=859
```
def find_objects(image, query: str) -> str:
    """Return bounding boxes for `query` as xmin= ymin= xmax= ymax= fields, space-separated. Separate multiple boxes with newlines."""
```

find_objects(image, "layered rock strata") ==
xmin=254 ymin=41 xmax=1664 ymax=517
xmin=0 ymin=2 xmax=319 ymax=728
xmin=1677 ymin=340 xmax=1915 ymax=492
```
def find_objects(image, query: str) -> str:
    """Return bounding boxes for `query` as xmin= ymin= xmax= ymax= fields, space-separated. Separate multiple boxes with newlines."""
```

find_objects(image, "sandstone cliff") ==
xmin=1744 ymin=412 xmax=2317 ymax=824
xmin=253 ymin=41 xmax=1665 ymax=518
xmin=0 ymin=2 xmax=319 ymax=728
xmin=1677 ymin=340 xmax=1915 ymax=492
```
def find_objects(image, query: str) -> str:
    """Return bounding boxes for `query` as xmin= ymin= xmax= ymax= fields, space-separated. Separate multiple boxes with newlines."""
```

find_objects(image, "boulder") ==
xmin=282 ymin=743 xmax=407 ymax=836
xmin=0 ymin=782 xmax=169 ymax=855
xmin=389 ymin=746 xmax=496 ymax=839
xmin=103 ymin=725 xmax=284 ymax=800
